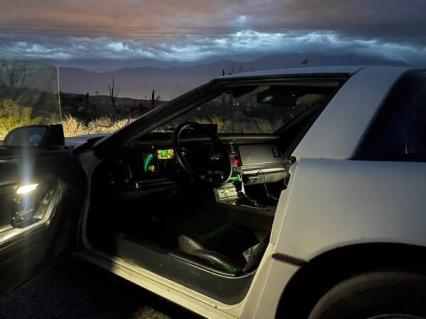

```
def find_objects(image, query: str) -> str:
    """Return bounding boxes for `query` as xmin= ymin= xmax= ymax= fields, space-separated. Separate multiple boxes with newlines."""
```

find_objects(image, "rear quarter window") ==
xmin=355 ymin=70 xmax=426 ymax=162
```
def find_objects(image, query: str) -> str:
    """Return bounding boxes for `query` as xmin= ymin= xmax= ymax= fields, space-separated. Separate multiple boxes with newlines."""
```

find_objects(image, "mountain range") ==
xmin=59 ymin=53 xmax=407 ymax=100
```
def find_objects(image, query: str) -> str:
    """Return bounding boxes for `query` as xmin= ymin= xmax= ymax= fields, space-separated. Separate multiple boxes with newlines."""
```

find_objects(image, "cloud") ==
xmin=1 ymin=0 xmax=425 ymax=39
xmin=0 ymin=0 xmax=425 ymax=64
xmin=1 ymin=30 xmax=425 ymax=65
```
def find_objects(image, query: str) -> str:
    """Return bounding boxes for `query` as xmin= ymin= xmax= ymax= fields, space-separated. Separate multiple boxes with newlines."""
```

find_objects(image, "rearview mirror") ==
xmin=3 ymin=124 xmax=65 ymax=147
xmin=257 ymin=93 xmax=297 ymax=107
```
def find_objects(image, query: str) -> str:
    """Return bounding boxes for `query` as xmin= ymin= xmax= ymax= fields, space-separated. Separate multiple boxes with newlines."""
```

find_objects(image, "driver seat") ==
xmin=178 ymin=235 xmax=242 ymax=274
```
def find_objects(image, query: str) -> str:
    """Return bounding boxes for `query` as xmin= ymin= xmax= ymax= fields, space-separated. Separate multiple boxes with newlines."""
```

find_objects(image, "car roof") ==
xmin=217 ymin=65 xmax=410 ymax=80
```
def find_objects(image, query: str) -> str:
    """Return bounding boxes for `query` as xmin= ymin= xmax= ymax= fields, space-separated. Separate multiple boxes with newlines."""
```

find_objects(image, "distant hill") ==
xmin=59 ymin=53 xmax=406 ymax=100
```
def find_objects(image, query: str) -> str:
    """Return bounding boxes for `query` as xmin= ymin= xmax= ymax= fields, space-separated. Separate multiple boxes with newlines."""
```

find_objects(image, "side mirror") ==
xmin=3 ymin=124 xmax=65 ymax=147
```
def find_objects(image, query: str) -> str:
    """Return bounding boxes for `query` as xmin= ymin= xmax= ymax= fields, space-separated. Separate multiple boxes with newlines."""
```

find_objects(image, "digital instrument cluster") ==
xmin=131 ymin=143 xmax=243 ymax=182
xmin=142 ymin=148 xmax=175 ymax=175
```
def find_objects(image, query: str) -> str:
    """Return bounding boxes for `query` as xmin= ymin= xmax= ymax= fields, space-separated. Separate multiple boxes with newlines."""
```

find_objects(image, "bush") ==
xmin=0 ymin=105 xmax=134 ymax=140
xmin=61 ymin=115 xmax=134 ymax=137
xmin=0 ymin=99 xmax=42 ymax=139
xmin=197 ymin=115 xmax=275 ymax=133
xmin=60 ymin=115 xmax=90 ymax=137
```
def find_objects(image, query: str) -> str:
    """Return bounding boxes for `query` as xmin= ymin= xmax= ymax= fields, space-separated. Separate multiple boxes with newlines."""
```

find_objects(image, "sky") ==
xmin=1 ymin=0 xmax=426 ymax=68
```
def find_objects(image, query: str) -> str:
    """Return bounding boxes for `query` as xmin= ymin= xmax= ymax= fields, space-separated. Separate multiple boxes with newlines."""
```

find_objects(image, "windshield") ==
xmin=0 ymin=51 xmax=61 ymax=140
xmin=155 ymin=82 xmax=339 ymax=134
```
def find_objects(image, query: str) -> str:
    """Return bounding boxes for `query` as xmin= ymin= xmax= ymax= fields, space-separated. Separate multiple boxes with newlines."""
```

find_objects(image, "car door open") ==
xmin=0 ymin=53 xmax=87 ymax=297
xmin=0 ymin=146 xmax=86 ymax=297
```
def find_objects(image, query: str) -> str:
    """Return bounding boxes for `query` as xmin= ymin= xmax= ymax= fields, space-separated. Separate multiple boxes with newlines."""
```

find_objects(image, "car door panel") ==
xmin=0 ymin=147 xmax=86 ymax=297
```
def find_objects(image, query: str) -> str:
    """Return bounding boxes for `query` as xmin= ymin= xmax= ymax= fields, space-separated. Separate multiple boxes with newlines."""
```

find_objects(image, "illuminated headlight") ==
xmin=16 ymin=183 xmax=39 ymax=195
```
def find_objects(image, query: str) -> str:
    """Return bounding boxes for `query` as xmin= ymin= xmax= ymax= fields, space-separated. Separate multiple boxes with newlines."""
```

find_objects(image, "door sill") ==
xmin=73 ymin=249 xmax=240 ymax=319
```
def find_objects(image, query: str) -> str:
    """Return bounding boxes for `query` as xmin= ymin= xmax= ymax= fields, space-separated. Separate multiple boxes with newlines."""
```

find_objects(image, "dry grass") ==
xmin=61 ymin=116 xmax=135 ymax=137
xmin=0 ymin=116 xmax=134 ymax=141
xmin=0 ymin=98 xmax=42 ymax=139
xmin=2 ymin=113 xmax=279 ymax=140
xmin=1 ymin=98 xmax=280 ymax=141
xmin=197 ymin=115 xmax=277 ymax=134
xmin=59 ymin=116 xmax=88 ymax=137
xmin=0 ymin=97 xmax=137 ymax=139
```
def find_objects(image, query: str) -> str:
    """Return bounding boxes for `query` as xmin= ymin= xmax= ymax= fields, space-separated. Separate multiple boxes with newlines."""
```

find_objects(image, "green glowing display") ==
xmin=229 ymin=171 xmax=242 ymax=183
xmin=143 ymin=154 xmax=155 ymax=173
xmin=157 ymin=149 xmax=174 ymax=160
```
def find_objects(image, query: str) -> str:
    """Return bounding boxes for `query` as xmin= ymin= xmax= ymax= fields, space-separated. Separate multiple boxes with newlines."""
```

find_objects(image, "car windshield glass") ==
xmin=155 ymin=82 xmax=339 ymax=134
xmin=0 ymin=50 xmax=61 ymax=140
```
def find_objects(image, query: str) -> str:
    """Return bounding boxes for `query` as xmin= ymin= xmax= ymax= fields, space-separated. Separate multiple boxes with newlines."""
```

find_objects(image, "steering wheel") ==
xmin=173 ymin=122 xmax=232 ymax=187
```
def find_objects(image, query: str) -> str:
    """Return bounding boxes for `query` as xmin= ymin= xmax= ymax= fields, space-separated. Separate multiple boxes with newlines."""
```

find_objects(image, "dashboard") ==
xmin=129 ymin=142 xmax=243 ymax=181
xmin=104 ymin=137 xmax=288 ymax=192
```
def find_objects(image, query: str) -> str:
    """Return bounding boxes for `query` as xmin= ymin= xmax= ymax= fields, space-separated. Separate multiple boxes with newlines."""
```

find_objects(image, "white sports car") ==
xmin=1 ymin=65 xmax=426 ymax=319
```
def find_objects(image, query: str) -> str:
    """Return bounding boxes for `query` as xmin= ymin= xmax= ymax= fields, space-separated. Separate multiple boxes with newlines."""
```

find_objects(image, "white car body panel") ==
xmin=240 ymin=257 xmax=299 ymax=318
xmin=293 ymin=66 xmax=408 ymax=159
xmin=276 ymin=159 xmax=426 ymax=261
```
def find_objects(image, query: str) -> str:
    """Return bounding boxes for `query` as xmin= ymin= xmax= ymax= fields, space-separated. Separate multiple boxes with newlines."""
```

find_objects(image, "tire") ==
xmin=308 ymin=271 xmax=426 ymax=319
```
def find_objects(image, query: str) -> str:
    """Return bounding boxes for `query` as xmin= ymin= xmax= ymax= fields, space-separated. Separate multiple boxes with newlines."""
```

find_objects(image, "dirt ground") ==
xmin=0 ymin=256 xmax=201 ymax=319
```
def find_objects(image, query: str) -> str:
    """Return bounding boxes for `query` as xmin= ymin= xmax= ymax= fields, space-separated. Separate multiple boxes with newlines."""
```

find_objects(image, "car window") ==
xmin=356 ymin=70 xmax=426 ymax=161
xmin=0 ymin=51 xmax=61 ymax=141
xmin=156 ymin=83 xmax=338 ymax=134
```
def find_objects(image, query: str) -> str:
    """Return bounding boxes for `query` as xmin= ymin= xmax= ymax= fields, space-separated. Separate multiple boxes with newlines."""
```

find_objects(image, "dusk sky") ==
xmin=1 ymin=0 xmax=426 ymax=68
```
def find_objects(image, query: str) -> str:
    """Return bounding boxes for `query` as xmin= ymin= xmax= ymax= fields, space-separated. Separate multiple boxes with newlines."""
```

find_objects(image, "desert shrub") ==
xmin=86 ymin=117 xmax=134 ymax=134
xmin=61 ymin=116 xmax=134 ymax=137
xmin=0 ymin=101 xmax=135 ymax=140
xmin=197 ymin=115 xmax=276 ymax=133
xmin=0 ymin=98 xmax=42 ymax=139
xmin=60 ymin=115 xmax=91 ymax=137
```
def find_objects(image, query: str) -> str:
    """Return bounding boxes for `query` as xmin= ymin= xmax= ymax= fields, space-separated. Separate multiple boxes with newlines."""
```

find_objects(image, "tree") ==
xmin=0 ymin=59 xmax=29 ymax=89
xmin=108 ymin=78 xmax=119 ymax=109
xmin=151 ymin=90 xmax=156 ymax=108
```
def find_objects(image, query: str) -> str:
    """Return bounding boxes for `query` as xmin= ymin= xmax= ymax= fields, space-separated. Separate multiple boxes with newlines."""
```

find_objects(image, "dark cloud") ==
xmin=2 ymin=0 xmax=425 ymax=38
xmin=263 ymin=1 xmax=426 ymax=37
xmin=0 ymin=0 xmax=425 ymax=64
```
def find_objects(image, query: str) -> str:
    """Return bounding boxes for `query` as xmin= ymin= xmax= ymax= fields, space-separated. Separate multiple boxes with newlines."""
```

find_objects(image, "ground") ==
xmin=0 ymin=256 xmax=201 ymax=319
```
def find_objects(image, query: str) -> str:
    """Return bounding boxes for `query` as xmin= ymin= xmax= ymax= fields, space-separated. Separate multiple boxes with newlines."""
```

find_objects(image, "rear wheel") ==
xmin=308 ymin=272 xmax=426 ymax=319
